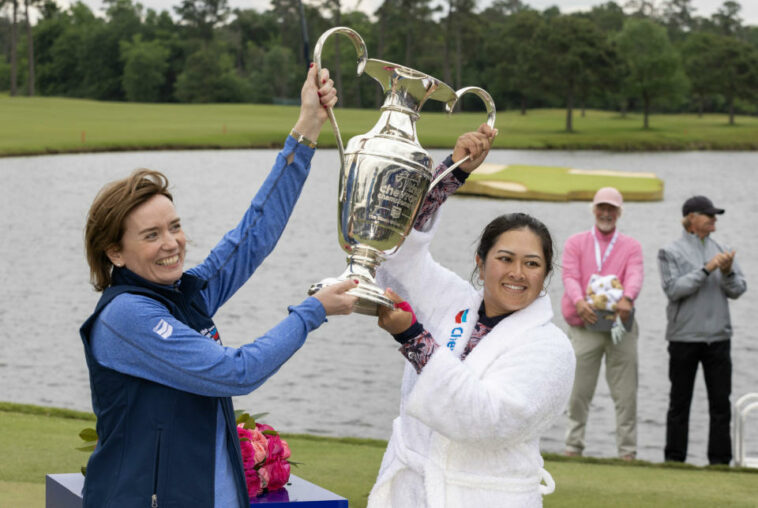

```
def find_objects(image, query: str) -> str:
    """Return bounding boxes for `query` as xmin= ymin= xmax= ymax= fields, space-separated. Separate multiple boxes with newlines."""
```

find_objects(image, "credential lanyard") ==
xmin=593 ymin=226 xmax=618 ymax=273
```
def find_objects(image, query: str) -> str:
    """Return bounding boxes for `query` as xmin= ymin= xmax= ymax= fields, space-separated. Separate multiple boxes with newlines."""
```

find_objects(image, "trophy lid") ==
xmin=364 ymin=59 xmax=457 ymax=113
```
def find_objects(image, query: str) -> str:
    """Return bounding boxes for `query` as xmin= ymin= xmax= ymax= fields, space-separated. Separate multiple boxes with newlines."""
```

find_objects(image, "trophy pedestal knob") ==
xmin=308 ymin=276 xmax=393 ymax=316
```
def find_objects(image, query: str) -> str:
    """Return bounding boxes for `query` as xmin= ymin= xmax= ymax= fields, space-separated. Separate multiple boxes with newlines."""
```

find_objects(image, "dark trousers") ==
xmin=665 ymin=340 xmax=732 ymax=465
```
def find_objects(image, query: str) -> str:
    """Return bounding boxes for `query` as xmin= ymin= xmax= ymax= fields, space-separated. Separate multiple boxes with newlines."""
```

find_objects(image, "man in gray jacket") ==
xmin=658 ymin=195 xmax=747 ymax=465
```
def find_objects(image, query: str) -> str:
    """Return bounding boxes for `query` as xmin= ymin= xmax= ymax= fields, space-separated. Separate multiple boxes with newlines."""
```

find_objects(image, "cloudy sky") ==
xmin=72 ymin=0 xmax=758 ymax=26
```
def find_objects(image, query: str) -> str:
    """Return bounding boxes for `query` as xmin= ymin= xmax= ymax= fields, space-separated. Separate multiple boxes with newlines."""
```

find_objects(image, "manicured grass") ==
xmin=462 ymin=163 xmax=664 ymax=201
xmin=0 ymin=403 xmax=384 ymax=508
xmin=484 ymin=108 xmax=758 ymax=151
xmin=544 ymin=459 xmax=758 ymax=507
xmin=2 ymin=93 xmax=758 ymax=156
xmin=0 ymin=481 xmax=44 ymax=508
xmin=3 ymin=402 xmax=758 ymax=508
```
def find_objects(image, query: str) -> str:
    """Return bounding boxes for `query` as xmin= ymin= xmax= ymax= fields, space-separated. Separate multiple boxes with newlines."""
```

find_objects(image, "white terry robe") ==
xmin=368 ymin=211 xmax=576 ymax=508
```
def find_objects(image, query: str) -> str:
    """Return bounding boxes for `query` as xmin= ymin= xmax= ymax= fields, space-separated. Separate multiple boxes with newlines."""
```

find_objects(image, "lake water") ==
xmin=1 ymin=148 xmax=757 ymax=466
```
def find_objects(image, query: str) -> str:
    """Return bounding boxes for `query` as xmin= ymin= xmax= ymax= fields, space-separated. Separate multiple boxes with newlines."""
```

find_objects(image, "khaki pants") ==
xmin=564 ymin=322 xmax=638 ymax=457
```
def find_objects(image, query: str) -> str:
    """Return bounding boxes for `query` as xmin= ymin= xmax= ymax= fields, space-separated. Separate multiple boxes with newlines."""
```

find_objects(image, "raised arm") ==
xmin=377 ymin=124 xmax=496 ymax=321
xmin=414 ymin=124 xmax=497 ymax=231
xmin=376 ymin=216 xmax=471 ymax=324
xmin=189 ymin=65 xmax=338 ymax=313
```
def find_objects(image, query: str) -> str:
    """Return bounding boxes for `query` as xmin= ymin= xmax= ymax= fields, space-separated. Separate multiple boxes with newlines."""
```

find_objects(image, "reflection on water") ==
xmin=1 ymin=149 xmax=756 ymax=466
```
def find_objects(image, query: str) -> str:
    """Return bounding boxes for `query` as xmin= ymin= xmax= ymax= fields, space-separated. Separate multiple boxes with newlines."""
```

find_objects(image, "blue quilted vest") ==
xmin=79 ymin=268 xmax=249 ymax=508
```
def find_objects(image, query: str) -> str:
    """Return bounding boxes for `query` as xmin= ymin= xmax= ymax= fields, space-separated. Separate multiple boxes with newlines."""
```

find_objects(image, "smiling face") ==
xmin=594 ymin=203 xmax=621 ymax=233
xmin=107 ymin=194 xmax=186 ymax=286
xmin=477 ymin=228 xmax=547 ymax=317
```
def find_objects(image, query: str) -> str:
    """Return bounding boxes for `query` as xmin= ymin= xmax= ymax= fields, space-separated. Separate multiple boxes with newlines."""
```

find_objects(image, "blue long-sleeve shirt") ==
xmin=89 ymin=136 xmax=326 ymax=506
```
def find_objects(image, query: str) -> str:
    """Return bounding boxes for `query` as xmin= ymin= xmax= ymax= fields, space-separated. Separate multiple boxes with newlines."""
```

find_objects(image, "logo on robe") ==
xmin=447 ymin=309 xmax=470 ymax=351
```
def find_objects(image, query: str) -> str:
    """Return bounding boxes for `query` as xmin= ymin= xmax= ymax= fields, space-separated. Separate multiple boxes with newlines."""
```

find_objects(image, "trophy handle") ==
xmin=313 ymin=27 xmax=369 ymax=169
xmin=428 ymin=87 xmax=497 ymax=192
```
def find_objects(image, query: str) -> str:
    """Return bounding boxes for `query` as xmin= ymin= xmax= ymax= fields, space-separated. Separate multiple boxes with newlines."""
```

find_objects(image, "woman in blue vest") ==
xmin=80 ymin=64 xmax=357 ymax=508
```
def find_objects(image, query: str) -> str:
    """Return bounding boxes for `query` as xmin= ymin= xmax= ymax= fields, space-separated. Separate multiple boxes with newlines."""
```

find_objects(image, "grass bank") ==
xmin=2 ymin=402 xmax=757 ymax=507
xmin=2 ymin=94 xmax=758 ymax=156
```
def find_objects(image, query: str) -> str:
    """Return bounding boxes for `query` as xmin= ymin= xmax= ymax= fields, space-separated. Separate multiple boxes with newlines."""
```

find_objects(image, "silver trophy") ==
xmin=308 ymin=27 xmax=496 ymax=315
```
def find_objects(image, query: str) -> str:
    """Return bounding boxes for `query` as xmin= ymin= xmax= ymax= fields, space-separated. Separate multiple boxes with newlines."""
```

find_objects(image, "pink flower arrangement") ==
xmin=236 ymin=413 xmax=292 ymax=498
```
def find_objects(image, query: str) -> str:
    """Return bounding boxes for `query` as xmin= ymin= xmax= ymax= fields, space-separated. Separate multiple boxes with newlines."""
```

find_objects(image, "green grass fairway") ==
xmin=3 ymin=94 xmax=758 ymax=156
xmin=460 ymin=163 xmax=664 ymax=201
xmin=486 ymin=108 xmax=758 ymax=151
xmin=544 ymin=458 xmax=758 ymax=507
xmin=2 ymin=403 xmax=757 ymax=508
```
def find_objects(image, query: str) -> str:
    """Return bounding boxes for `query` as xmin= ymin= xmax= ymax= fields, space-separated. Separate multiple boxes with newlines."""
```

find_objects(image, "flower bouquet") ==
xmin=235 ymin=411 xmax=294 ymax=498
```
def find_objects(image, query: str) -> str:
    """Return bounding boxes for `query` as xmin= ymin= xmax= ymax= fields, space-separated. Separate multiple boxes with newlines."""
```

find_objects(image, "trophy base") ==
xmin=308 ymin=277 xmax=393 ymax=316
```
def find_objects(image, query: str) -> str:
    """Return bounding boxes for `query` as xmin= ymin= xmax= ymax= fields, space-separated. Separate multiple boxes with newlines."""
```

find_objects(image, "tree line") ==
xmin=1 ymin=0 xmax=757 ymax=130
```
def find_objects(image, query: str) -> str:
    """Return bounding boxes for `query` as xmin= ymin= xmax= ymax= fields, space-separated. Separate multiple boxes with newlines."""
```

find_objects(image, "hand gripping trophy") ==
xmin=308 ymin=27 xmax=496 ymax=316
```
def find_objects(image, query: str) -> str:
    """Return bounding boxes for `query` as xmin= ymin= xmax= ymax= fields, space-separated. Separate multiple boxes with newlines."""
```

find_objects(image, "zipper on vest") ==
xmin=152 ymin=429 xmax=162 ymax=507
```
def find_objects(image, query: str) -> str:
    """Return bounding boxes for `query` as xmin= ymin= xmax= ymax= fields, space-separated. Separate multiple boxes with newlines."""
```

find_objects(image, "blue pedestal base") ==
xmin=45 ymin=473 xmax=348 ymax=507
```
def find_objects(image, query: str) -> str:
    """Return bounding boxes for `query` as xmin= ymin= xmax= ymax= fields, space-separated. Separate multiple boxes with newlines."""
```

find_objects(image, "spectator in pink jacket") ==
xmin=562 ymin=187 xmax=644 ymax=460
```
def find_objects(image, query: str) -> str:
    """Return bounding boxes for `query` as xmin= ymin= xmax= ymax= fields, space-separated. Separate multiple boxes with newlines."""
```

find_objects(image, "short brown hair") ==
xmin=85 ymin=169 xmax=173 ymax=291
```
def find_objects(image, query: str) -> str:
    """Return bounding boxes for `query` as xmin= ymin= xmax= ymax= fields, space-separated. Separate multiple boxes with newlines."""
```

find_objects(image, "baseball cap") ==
xmin=592 ymin=187 xmax=623 ymax=208
xmin=682 ymin=195 xmax=724 ymax=216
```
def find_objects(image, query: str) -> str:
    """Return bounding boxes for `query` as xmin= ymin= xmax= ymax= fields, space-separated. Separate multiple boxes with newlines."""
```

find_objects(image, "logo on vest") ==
xmin=153 ymin=319 xmax=173 ymax=339
xmin=447 ymin=309 xmax=470 ymax=351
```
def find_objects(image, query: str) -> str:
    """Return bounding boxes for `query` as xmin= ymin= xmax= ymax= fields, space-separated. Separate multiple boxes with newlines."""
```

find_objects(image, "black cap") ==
xmin=682 ymin=196 xmax=725 ymax=217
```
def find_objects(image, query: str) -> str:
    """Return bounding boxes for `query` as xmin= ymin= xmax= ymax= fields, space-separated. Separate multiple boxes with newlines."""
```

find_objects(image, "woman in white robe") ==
xmin=367 ymin=125 xmax=576 ymax=508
